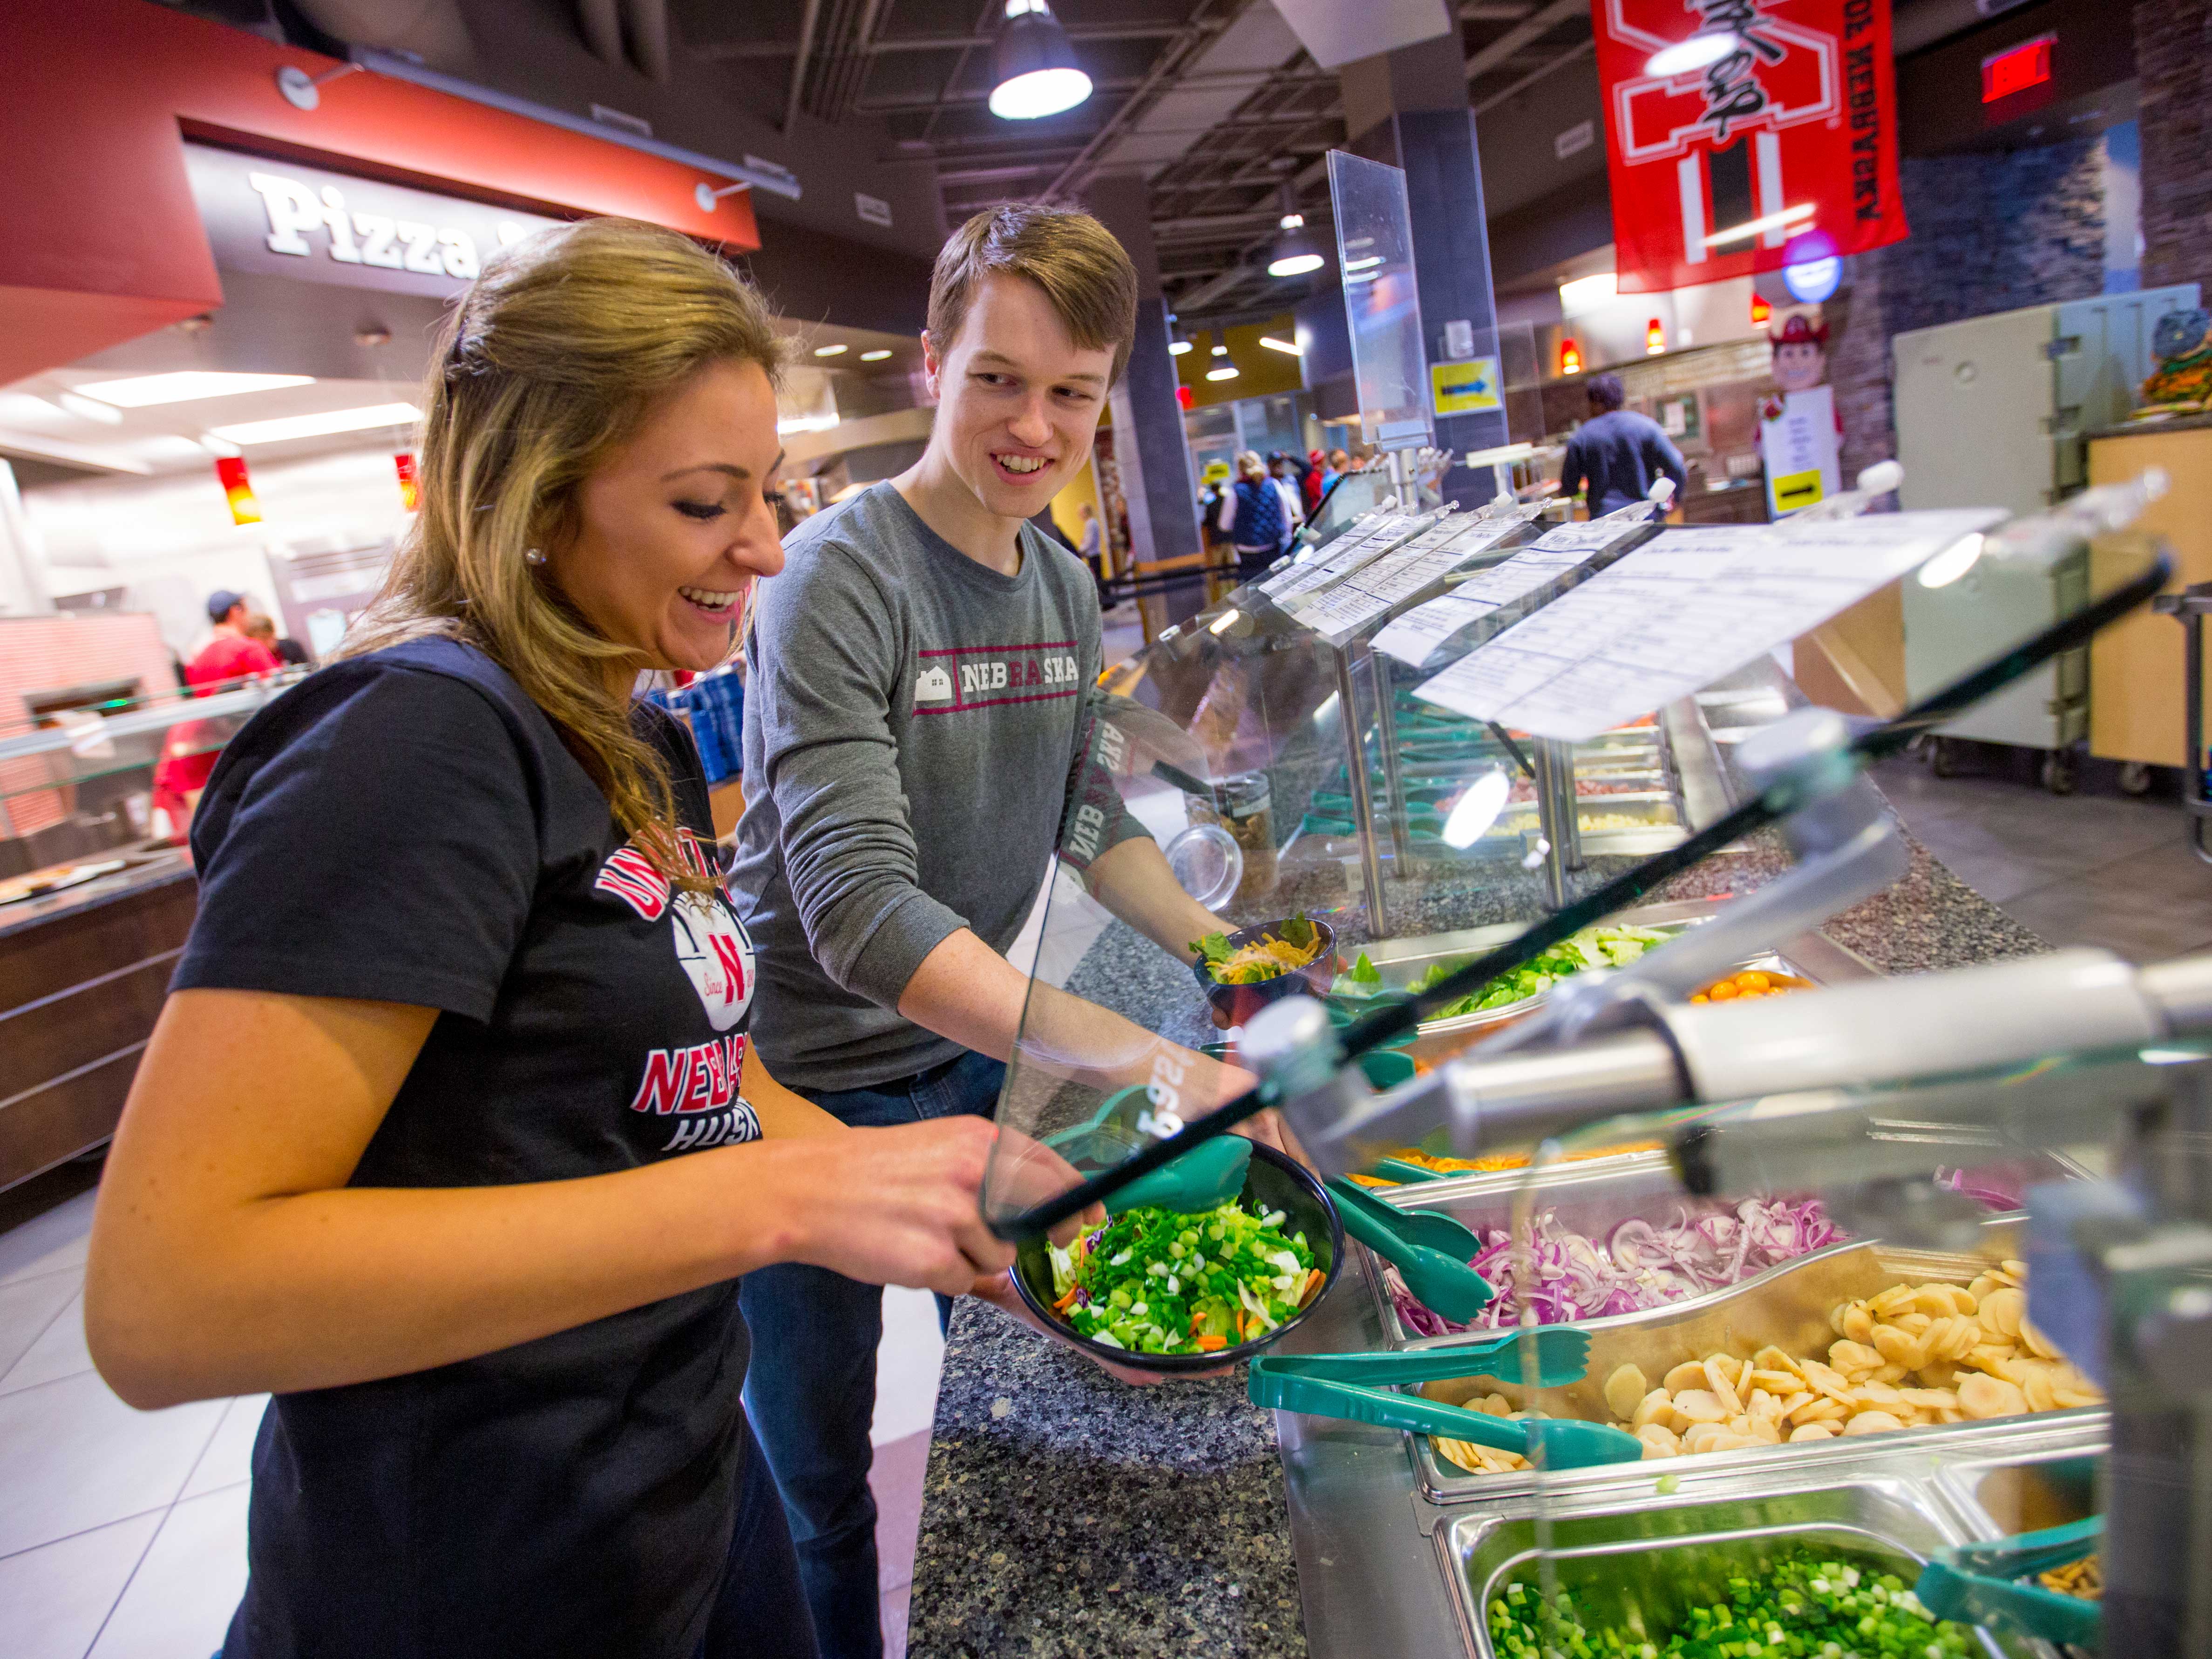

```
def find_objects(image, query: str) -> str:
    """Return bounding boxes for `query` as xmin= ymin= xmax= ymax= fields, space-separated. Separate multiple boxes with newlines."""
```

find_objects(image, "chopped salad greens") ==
xmin=1487 ymin=1550 xmax=1982 ymax=1659
xmin=1192 ymin=914 xmax=1323 ymax=986
xmin=1045 ymin=1196 xmax=1322 ymax=1356
xmin=1390 ymin=923 xmax=1670 ymax=1019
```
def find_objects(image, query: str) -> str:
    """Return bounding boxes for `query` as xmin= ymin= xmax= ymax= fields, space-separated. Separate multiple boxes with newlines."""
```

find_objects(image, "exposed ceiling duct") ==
xmin=287 ymin=0 xmax=475 ymax=76
xmin=619 ymin=0 xmax=670 ymax=83
xmin=577 ymin=0 xmax=622 ymax=68
xmin=575 ymin=0 xmax=667 ymax=82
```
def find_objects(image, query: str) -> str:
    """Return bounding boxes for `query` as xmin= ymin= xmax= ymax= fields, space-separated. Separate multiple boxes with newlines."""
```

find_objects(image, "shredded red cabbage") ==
xmin=1389 ymin=1196 xmax=1849 ymax=1335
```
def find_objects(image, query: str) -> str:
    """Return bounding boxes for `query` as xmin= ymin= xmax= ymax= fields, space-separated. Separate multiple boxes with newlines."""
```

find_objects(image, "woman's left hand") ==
xmin=967 ymin=1270 xmax=1233 ymax=1387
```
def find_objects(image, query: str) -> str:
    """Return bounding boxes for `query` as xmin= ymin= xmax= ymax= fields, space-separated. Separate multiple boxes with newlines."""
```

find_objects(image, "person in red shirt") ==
xmin=152 ymin=590 xmax=286 ymax=827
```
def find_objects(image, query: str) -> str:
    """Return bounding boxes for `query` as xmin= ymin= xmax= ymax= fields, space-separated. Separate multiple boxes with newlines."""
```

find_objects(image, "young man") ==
xmin=1557 ymin=372 xmax=1688 ymax=516
xmin=730 ymin=204 xmax=1250 ymax=1659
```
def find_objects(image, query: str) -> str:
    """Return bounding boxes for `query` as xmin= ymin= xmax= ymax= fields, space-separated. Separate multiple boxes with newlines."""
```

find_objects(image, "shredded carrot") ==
xmin=1051 ymin=1287 xmax=1079 ymax=1314
xmin=1194 ymin=1334 xmax=1228 ymax=1352
xmin=1299 ymin=1268 xmax=1325 ymax=1307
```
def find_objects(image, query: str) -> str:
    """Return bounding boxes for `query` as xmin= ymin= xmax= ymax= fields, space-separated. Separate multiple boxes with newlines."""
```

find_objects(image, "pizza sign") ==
xmin=1595 ymin=0 xmax=1908 ymax=294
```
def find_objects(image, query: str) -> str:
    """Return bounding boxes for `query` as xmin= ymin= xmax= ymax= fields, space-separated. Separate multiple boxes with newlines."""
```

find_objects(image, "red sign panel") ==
xmin=1595 ymin=0 xmax=1910 ymax=294
xmin=1981 ymin=34 xmax=2054 ymax=103
xmin=215 ymin=455 xmax=260 ymax=526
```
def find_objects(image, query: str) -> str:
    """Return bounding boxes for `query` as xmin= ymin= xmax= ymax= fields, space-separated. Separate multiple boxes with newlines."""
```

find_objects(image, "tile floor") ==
xmin=3 ymin=742 xmax=2203 ymax=1657
xmin=1870 ymin=753 xmax=2212 ymax=963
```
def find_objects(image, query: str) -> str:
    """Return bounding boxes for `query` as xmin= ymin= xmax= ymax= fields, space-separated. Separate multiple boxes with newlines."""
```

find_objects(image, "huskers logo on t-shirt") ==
xmin=594 ymin=834 xmax=763 ymax=1154
xmin=911 ymin=640 xmax=1083 ymax=716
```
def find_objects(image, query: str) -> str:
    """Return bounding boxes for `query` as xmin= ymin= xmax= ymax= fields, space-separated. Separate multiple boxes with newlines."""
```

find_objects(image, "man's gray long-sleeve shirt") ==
xmin=730 ymin=481 xmax=1147 ymax=1093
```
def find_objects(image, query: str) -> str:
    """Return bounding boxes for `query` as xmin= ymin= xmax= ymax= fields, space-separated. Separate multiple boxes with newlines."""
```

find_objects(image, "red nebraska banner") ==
xmin=1595 ymin=0 xmax=1909 ymax=293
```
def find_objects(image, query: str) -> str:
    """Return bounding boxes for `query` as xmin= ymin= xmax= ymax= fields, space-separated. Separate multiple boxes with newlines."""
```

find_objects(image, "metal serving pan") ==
xmin=1399 ymin=1215 xmax=2107 ymax=1506
xmin=1359 ymin=899 xmax=1803 ymax=1058
xmin=1445 ymin=1476 xmax=2014 ymax=1659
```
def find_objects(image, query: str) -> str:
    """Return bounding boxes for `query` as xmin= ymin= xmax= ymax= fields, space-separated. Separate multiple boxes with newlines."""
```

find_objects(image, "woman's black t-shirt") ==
xmin=170 ymin=638 xmax=762 ymax=1659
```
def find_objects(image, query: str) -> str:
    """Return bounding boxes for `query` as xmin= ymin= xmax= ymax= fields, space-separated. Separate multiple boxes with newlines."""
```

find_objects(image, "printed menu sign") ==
xmin=1256 ymin=515 xmax=1420 ymax=605
xmin=1370 ymin=518 xmax=1655 ymax=665
xmin=1289 ymin=515 xmax=1532 ymax=646
xmin=1410 ymin=512 xmax=2007 ymax=740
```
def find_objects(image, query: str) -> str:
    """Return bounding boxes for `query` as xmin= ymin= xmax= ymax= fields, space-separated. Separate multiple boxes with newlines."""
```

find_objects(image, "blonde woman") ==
xmin=83 ymin=220 xmax=1019 ymax=1659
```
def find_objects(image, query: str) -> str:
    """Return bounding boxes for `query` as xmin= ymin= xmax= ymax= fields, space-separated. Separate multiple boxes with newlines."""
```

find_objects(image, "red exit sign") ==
xmin=1982 ymin=33 xmax=2056 ymax=103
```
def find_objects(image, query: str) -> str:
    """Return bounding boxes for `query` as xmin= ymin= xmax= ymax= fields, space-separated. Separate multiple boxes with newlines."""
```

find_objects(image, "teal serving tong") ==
xmin=1324 ymin=1178 xmax=1493 ymax=1320
xmin=1369 ymin=1157 xmax=1448 ymax=1184
xmin=1042 ymin=1086 xmax=1253 ymax=1215
xmin=1105 ymin=1135 xmax=1251 ymax=1217
xmin=1248 ymin=1362 xmax=1643 ymax=1470
xmin=1250 ymin=1327 xmax=1591 ymax=1390
xmin=1914 ymin=1518 xmax=2103 ymax=1651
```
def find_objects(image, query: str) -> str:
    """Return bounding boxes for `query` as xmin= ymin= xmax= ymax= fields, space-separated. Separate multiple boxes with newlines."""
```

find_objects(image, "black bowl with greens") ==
xmin=1189 ymin=914 xmax=1337 ymax=1027
xmin=1011 ymin=1143 xmax=1343 ymax=1375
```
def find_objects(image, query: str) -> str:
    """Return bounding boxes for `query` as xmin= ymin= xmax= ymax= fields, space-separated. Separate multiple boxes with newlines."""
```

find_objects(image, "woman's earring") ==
xmin=524 ymin=548 xmax=546 ymax=566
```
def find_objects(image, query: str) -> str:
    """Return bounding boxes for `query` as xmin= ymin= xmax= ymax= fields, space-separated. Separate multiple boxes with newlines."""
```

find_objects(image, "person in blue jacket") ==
xmin=1558 ymin=372 xmax=1688 ymax=516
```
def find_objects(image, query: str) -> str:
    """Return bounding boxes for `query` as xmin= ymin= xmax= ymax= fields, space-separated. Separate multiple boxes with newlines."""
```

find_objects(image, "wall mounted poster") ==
xmin=1594 ymin=0 xmax=1911 ymax=294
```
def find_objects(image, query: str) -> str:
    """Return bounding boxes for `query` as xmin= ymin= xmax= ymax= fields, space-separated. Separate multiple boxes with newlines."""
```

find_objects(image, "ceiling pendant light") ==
xmin=990 ymin=0 xmax=1092 ymax=121
xmin=1267 ymin=184 xmax=1325 ymax=279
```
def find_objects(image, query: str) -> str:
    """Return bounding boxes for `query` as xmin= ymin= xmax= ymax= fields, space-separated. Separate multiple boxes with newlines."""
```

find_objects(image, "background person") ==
xmin=1220 ymin=449 xmax=1284 ymax=576
xmin=731 ymin=203 xmax=1266 ymax=1659
xmin=1556 ymin=371 xmax=1687 ymax=517
xmin=84 ymin=218 xmax=1033 ymax=1659
xmin=150 ymin=589 xmax=288 ymax=830
xmin=244 ymin=609 xmax=312 ymax=666
xmin=1266 ymin=451 xmax=1306 ymax=553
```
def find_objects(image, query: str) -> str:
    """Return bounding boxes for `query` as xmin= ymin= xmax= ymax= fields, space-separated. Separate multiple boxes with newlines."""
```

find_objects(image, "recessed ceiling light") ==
xmin=1168 ymin=339 xmax=1192 ymax=355
xmin=1259 ymin=336 xmax=1302 ymax=356
xmin=207 ymin=402 xmax=420 ymax=445
xmin=776 ymin=413 xmax=841 ymax=434
xmin=814 ymin=343 xmax=848 ymax=357
xmin=859 ymin=349 xmax=893 ymax=361
xmin=1205 ymin=366 xmax=1238 ymax=381
xmin=77 ymin=372 xmax=314 ymax=408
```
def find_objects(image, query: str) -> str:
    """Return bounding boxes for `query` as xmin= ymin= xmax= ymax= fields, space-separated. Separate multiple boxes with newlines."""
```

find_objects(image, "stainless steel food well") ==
xmin=1393 ymin=1216 xmax=2108 ymax=1506
xmin=1359 ymin=1142 xmax=2089 ymax=1354
xmin=1445 ymin=1476 xmax=2013 ymax=1659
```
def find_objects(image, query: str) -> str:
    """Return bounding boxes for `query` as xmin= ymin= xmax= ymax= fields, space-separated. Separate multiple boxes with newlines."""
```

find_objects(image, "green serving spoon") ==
xmin=1251 ymin=1327 xmax=1590 ymax=1390
xmin=1324 ymin=1178 xmax=1493 ymax=1321
xmin=1247 ymin=1366 xmax=1644 ymax=1470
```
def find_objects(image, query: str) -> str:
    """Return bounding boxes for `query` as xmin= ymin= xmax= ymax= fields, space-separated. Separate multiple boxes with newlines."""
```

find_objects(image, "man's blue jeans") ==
xmin=737 ymin=1049 xmax=1005 ymax=1659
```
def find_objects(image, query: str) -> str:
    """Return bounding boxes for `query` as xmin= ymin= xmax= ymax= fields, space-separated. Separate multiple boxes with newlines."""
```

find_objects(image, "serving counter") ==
xmin=906 ymin=831 xmax=2051 ymax=1659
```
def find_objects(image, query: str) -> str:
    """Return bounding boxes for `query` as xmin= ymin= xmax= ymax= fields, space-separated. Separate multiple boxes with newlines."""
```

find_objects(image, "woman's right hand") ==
xmin=782 ymin=1117 xmax=1013 ymax=1296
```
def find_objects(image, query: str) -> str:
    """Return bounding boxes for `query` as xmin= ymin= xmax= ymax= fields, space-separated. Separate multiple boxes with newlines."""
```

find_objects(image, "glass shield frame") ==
xmin=979 ymin=493 xmax=2175 ymax=1244
xmin=1328 ymin=150 xmax=1432 ymax=454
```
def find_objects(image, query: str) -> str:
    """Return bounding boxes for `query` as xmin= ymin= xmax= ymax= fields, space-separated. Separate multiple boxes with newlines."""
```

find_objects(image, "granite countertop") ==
xmin=906 ymin=817 xmax=2047 ymax=1659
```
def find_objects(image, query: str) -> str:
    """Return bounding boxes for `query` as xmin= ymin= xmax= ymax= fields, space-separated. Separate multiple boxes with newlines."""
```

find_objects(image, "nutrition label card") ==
xmin=1290 ymin=514 xmax=1534 ymax=646
xmin=1369 ymin=517 xmax=1655 ymax=665
xmin=1255 ymin=514 xmax=1423 ymax=605
xmin=1410 ymin=511 xmax=2007 ymax=740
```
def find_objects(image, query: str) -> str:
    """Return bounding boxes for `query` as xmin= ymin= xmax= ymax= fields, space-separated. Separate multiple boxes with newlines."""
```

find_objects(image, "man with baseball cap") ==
xmin=151 ymin=589 xmax=287 ymax=825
